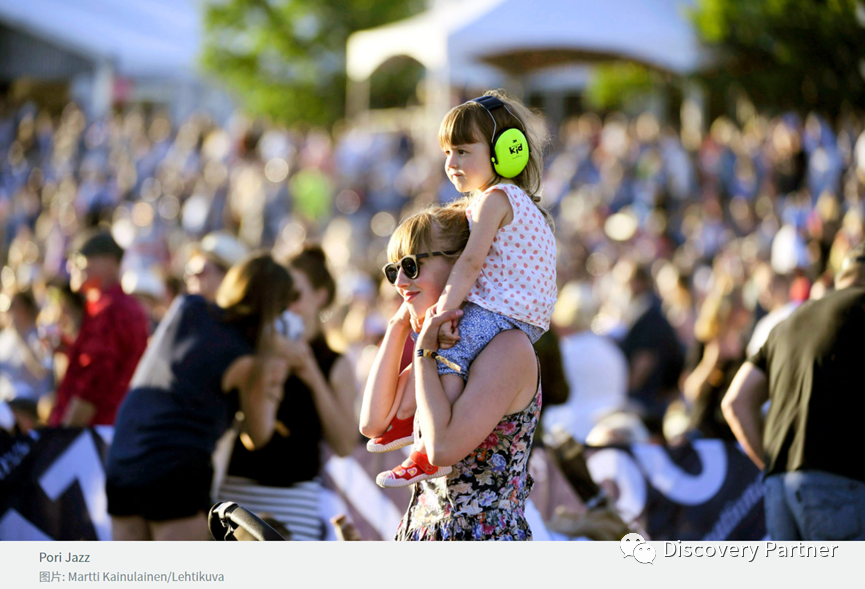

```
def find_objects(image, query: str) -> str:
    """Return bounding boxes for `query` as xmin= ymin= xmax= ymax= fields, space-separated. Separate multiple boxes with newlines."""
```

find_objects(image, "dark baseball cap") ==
xmin=75 ymin=231 xmax=124 ymax=261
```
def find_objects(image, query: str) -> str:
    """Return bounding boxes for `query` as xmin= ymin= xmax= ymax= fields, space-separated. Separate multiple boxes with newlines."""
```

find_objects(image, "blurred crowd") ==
xmin=0 ymin=97 xmax=864 ymax=450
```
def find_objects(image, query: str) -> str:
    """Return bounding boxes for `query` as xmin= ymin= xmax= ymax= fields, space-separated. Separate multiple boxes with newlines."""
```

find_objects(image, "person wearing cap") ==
xmin=48 ymin=231 xmax=149 ymax=427
xmin=723 ymin=242 xmax=865 ymax=540
xmin=122 ymin=269 xmax=169 ymax=332
xmin=184 ymin=232 xmax=248 ymax=302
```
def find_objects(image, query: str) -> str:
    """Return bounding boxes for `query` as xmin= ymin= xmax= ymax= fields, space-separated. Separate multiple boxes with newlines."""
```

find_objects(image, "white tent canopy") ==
xmin=449 ymin=0 xmax=705 ymax=76
xmin=0 ymin=0 xmax=202 ymax=78
xmin=346 ymin=0 xmax=505 ymax=85
xmin=346 ymin=0 xmax=705 ymax=117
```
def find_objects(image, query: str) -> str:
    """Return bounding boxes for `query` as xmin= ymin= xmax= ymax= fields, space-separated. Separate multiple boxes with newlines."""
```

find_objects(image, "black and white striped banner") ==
xmin=0 ymin=429 xmax=763 ymax=541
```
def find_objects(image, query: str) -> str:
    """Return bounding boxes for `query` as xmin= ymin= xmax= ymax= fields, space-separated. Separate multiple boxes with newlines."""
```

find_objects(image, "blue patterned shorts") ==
xmin=413 ymin=302 xmax=543 ymax=381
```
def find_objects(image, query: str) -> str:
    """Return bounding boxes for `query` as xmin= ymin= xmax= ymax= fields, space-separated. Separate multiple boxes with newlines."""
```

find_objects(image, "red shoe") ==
xmin=366 ymin=415 xmax=414 ymax=453
xmin=375 ymin=450 xmax=452 ymax=488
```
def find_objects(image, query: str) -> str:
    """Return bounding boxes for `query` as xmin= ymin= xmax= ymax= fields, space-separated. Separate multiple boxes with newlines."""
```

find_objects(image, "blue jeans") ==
xmin=764 ymin=470 xmax=865 ymax=540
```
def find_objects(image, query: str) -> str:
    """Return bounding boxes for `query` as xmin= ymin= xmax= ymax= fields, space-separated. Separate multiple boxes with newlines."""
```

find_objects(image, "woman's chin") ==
xmin=407 ymin=302 xmax=431 ymax=321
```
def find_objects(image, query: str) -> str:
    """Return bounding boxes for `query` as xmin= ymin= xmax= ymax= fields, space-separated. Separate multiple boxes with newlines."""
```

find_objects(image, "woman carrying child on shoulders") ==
xmin=360 ymin=90 xmax=557 ymax=540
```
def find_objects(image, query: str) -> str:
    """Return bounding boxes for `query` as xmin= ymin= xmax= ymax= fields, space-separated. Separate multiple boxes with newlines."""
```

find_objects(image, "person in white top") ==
xmin=542 ymin=281 xmax=628 ymax=443
xmin=368 ymin=89 xmax=557 ymax=487
xmin=0 ymin=290 xmax=53 ymax=403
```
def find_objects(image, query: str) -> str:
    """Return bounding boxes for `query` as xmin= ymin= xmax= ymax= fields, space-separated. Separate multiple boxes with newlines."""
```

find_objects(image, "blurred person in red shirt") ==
xmin=48 ymin=231 xmax=149 ymax=427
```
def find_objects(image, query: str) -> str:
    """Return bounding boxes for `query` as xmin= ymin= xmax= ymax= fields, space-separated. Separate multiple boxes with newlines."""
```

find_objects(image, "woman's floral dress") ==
xmin=394 ymin=382 xmax=541 ymax=541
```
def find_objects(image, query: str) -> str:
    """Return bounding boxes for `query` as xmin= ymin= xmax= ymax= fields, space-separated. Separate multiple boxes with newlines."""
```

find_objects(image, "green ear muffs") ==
xmin=492 ymin=128 xmax=530 ymax=178
xmin=470 ymin=96 xmax=530 ymax=179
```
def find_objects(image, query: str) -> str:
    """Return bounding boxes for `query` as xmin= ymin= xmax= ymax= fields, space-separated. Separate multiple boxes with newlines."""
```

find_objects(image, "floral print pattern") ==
xmin=395 ymin=382 xmax=541 ymax=541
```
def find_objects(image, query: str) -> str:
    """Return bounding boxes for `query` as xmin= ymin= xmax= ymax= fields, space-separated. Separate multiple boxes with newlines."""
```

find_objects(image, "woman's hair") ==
xmin=10 ymin=288 xmax=39 ymax=320
xmin=694 ymin=279 xmax=744 ymax=343
xmin=387 ymin=199 xmax=472 ymax=264
xmin=215 ymin=253 xmax=297 ymax=353
xmin=289 ymin=244 xmax=336 ymax=308
xmin=439 ymin=89 xmax=553 ymax=228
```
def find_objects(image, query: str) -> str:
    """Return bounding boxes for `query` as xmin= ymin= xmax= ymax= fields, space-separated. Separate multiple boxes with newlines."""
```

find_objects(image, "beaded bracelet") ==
xmin=415 ymin=348 xmax=462 ymax=373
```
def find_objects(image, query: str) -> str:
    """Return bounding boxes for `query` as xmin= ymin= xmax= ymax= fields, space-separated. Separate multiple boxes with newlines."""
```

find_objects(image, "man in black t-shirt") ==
xmin=723 ymin=244 xmax=865 ymax=540
xmin=619 ymin=264 xmax=685 ymax=438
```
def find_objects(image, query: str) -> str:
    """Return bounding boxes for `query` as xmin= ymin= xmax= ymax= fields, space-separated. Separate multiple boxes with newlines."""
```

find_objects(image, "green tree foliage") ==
xmin=691 ymin=0 xmax=865 ymax=119
xmin=585 ymin=62 xmax=659 ymax=112
xmin=201 ymin=0 xmax=423 ymax=127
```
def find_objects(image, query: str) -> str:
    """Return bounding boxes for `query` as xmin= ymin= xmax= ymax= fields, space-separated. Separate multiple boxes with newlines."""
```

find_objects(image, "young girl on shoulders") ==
xmin=369 ymin=89 xmax=557 ymax=487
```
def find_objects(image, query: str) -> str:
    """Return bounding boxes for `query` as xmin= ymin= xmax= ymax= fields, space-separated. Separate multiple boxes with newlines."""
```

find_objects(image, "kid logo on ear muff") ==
xmin=469 ymin=96 xmax=530 ymax=179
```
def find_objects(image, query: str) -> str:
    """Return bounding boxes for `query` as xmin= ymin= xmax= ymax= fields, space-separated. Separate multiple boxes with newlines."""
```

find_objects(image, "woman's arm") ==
xmin=359 ymin=303 xmax=413 ymax=438
xmin=414 ymin=309 xmax=537 ymax=466
xmin=683 ymin=340 xmax=721 ymax=404
xmin=224 ymin=350 xmax=290 ymax=449
xmin=290 ymin=347 xmax=358 ymax=457
xmin=436 ymin=190 xmax=511 ymax=312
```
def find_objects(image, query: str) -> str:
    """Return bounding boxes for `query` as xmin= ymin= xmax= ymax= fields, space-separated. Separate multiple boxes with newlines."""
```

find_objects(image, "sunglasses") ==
xmin=382 ymin=251 xmax=459 ymax=284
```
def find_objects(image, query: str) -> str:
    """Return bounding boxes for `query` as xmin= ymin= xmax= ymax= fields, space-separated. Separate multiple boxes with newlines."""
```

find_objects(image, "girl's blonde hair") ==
xmin=215 ymin=252 xmax=297 ymax=353
xmin=439 ymin=89 xmax=553 ymax=229
xmin=387 ymin=199 xmax=472 ymax=264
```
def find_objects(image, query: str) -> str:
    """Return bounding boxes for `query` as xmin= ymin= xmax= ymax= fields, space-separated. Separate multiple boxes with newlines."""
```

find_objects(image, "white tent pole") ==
xmin=346 ymin=77 xmax=370 ymax=120
xmin=681 ymin=79 xmax=705 ymax=151
xmin=91 ymin=58 xmax=114 ymax=119
xmin=424 ymin=62 xmax=451 ymax=157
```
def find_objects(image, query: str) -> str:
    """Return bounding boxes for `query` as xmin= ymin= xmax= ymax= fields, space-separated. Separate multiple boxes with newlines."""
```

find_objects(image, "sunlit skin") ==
xmin=184 ymin=254 xmax=226 ymax=302
xmin=391 ymin=253 xmax=454 ymax=328
xmin=69 ymin=254 xmax=120 ymax=301
xmin=443 ymin=139 xmax=497 ymax=194
xmin=288 ymin=268 xmax=329 ymax=340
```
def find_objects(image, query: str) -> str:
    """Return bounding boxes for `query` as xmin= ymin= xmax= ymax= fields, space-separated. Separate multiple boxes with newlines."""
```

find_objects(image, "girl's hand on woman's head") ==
xmin=417 ymin=307 xmax=463 ymax=351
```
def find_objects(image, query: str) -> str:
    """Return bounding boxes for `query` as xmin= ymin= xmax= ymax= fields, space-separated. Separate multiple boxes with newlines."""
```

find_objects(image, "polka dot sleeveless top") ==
xmin=466 ymin=184 xmax=557 ymax=331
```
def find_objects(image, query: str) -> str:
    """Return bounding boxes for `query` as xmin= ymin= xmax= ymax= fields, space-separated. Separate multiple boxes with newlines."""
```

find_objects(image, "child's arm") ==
xmin=437 ymin=189 xmax=512 ymax=313
xmin=359 ymin=302 xmax=413 ymax=439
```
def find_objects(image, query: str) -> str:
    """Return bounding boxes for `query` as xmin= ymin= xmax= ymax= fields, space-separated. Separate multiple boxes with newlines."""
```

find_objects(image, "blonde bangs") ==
xmin=438 ymin=103 xmax=487 ymax=149
xmin=387 ymin=201 xmax=472 ymax=264
xmin=387 ymin=210 xmax=435 ymax=263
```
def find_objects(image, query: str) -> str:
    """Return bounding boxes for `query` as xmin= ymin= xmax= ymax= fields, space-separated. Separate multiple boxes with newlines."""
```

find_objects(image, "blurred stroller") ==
xmin=208 ymin=502 xmax=288 ymax=541
xmin=208 ymin=502 xmax=361 ymax=541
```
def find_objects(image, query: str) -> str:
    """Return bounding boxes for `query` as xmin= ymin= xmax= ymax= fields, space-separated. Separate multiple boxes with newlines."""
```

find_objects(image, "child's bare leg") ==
xmin=441 ymin=373 xmax=466 ymax=406
xmin=392 ymin=367 xmax=463 ymax=421
xmin=395 ymin=386 xmax=417 ymax=420
xmin=378 ymin=371 xmax=462 ymax=485
xmin=411 ymin=374 xmax=464 ymax=466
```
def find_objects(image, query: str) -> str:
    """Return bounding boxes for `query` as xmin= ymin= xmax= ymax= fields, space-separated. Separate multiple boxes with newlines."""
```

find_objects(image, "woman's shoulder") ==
xmin=472 ymin=329 xmax=537 ymax=381
xmin=464 ymin=329 xmax=539 ymax=423
xmin=180 ymin=295 xmax=254 ymax=353
xmin=171 ymin=293 xmax=210 ymax=318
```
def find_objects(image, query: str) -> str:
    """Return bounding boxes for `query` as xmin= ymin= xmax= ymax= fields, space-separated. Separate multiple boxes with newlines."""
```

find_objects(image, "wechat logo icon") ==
xmin=621 ymin=532 xmax=655 ymax=564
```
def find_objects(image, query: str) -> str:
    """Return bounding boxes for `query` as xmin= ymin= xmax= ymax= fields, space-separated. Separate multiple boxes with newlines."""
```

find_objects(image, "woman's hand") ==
xmin=393 ymin=300 xmax=425 ymax=334
xmin=260 ymin=355 xmax=290 ymax=401
xmin=279 ymin=337 xmax=317 ymax=383
xmin=417 ymin=307 xmax=463 ymax=351
xmin=410 ymin=314 xmax=424 ymax=334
